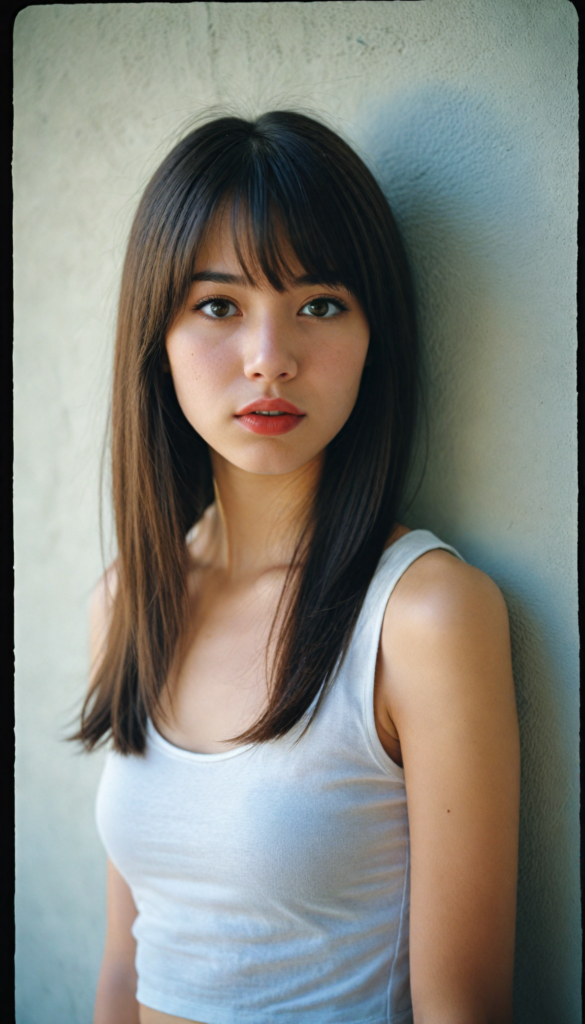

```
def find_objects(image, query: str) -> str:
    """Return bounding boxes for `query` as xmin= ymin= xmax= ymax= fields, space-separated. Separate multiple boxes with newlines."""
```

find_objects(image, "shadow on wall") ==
xmin=357 ymin=85 xmax=578 ymax=1022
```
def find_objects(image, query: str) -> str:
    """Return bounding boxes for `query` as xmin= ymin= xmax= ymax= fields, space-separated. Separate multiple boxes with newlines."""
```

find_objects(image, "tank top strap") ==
xmin=364 ymin=527 xmax=463 ymax=619
xmin=355 ymin=528 xmax=464 ymax=653
xmin=333 ymin=530 xmax=465 ymax=774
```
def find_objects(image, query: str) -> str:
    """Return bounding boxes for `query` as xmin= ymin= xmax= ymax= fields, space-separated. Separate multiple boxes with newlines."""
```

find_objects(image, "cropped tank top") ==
xmin=96 ymin=529 xmax=462 ymax=1024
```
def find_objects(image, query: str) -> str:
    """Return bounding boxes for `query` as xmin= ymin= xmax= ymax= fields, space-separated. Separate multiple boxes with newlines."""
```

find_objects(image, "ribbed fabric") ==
xmin=96 ymin=529 xmax=462 ymax=1023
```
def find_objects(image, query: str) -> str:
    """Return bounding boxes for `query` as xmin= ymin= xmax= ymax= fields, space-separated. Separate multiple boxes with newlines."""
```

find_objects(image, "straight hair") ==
xmin=72 ymin=110 xmax=420 ymax=755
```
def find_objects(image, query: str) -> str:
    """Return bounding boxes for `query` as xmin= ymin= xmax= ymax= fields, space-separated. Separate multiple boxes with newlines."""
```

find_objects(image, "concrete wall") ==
xmin=14 ymin=2 xmax=579 ymax=1021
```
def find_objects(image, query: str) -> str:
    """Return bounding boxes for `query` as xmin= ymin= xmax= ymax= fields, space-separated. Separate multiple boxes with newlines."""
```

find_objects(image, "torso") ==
xmin=142 ymin=515 xmax=408 ymax=1024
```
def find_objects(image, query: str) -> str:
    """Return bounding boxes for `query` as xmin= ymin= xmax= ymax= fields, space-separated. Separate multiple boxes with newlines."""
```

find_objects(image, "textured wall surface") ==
xmin=14 ymin=3 xmax=579 ymax=1022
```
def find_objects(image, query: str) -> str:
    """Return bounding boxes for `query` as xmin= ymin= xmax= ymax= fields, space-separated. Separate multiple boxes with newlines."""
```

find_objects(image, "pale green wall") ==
xmin=14 ymin=2 xmax=579 ymax=1021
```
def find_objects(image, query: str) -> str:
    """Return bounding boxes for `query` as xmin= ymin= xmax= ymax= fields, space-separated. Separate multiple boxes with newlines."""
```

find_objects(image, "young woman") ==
xmin=75 ymin=111 xmax=520 ymax=1024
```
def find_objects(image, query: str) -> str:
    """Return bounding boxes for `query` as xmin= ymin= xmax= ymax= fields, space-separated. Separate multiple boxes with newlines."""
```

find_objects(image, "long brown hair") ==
xmin=71 ymin=110 xmax=420 ymax=755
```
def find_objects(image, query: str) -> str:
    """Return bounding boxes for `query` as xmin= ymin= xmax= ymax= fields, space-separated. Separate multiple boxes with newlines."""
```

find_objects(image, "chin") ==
xmin=232 ymin=450 xmax=318 ymax=476
xmin=210 ymin=436 xmax=324 ymax=477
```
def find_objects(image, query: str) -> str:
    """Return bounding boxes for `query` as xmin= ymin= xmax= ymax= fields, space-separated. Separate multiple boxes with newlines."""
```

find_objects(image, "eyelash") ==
xmin=193 ymin=295 xmax=239 ymax=319
xmin=306 ymin=295 xmax=350 ymax=315
xmin=193 ymin=293 xmax=351 ymax=319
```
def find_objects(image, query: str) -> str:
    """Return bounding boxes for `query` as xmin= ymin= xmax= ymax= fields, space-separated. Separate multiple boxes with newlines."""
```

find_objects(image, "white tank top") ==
xmin=95 ymin=529 xmax=462 ymax=1023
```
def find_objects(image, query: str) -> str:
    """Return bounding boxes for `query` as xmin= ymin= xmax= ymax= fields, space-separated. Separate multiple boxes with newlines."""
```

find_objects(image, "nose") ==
xmin=242 ymin=312 xmax=298 ymax=383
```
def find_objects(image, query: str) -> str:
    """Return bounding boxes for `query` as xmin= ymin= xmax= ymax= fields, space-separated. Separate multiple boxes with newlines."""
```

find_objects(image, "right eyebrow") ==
xmin=191 ymin=271 xmax=248 ymax=285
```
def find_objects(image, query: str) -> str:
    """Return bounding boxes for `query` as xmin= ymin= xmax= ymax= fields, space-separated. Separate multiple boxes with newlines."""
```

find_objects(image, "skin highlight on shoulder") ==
xmin=379 ymin=548 xmax=513 ymax=723
xmin=387 ymin=552 xmax=510 ymax=655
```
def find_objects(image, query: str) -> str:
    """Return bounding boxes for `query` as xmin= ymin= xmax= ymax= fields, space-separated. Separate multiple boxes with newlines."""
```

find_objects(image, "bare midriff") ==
xmin=139 ymin=1006 xmax=206 ymax=1024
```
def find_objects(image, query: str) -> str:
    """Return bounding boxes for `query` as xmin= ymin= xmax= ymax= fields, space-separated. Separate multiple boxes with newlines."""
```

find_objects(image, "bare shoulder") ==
xmin=379 ymin=546 xmax=514 ymax=724
xmin=90 ymin=562 xmax=119 ymax=628
xmin=89 ymin=562 xmax=119 ymax=683
xmin=381 ymin=525 xmax=510 ymax=667
xmin=387 ymin=547 xmax=508 ymax=634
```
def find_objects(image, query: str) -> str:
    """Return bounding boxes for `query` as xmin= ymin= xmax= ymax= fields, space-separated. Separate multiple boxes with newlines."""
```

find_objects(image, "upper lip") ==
xmin=235 ymin=398 xmax=305 ymax=416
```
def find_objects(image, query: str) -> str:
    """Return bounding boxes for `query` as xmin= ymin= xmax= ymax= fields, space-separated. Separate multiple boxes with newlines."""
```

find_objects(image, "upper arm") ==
xmin=379 ymin=551 xmax=520 ymax=1023
xmin=89 ymin=564 xmax=118 ymax=684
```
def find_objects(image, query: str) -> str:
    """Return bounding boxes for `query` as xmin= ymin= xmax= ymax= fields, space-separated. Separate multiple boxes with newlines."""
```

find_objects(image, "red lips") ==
xmin=234 ymin=397 xmax=306 ymax=435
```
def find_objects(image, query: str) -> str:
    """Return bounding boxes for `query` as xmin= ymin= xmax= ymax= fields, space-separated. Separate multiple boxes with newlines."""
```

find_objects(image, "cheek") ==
xmin=166 ymin=332 xmax=234 ymax=422
xmin=312 ymin=337 xmax=369 ymax=411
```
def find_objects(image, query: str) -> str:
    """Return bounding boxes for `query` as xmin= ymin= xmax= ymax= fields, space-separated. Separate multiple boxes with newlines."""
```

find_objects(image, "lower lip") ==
xmin=235 ymin=413 xmax=305 ymax=436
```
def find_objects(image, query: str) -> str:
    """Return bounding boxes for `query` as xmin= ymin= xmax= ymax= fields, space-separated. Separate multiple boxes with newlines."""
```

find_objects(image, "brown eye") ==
xmin=307 ymin=299 xmax=329 ymax=317
xmin=300 ymin=298 xmax=345 ymax=318
xmin=198 ymin=298 xmax=238 ymax=319
xmin=209 ymin=300 xmax=231 ymax=318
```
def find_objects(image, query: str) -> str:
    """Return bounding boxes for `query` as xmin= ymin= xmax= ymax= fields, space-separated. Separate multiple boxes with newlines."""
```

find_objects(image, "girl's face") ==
xmin=165 ymin=217 xmax=370 ymax=477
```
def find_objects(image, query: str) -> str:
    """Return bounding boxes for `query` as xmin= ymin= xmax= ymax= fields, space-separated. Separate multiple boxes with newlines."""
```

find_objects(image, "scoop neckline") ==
xmin=146 ymin=717 xmax=256 ymax=763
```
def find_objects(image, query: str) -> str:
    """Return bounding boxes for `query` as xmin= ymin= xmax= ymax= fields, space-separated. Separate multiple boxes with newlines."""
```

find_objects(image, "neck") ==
xmin=206 ymin=450 xmax=323 ymax=578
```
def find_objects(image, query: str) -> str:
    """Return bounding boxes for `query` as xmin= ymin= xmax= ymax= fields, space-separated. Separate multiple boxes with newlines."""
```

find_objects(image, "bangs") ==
xmin=193 ymin=126 xmax=369 ymax=299
xmin=224 ymin=193 xmax=355 ymax=295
